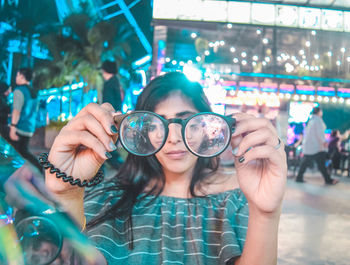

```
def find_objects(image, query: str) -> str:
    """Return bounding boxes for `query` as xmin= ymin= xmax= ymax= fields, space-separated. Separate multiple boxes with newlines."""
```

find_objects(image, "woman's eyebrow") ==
xmin=158 ymin=111 xmax=196 ymax=119
xmin=175 ymin=111 xmax=196 ymax=118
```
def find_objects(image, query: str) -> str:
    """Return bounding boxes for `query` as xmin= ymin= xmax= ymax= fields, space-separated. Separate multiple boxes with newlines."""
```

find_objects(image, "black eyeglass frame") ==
xmin=114 ymin=111 xmax=236 ymax=158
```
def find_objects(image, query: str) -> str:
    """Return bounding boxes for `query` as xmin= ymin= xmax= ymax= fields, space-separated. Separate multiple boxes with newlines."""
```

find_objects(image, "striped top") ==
xmin=84 ymin=184 xmax=249 ymax=265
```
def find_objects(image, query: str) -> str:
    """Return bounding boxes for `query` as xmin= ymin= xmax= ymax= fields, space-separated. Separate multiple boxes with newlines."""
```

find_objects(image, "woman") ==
xmin=45 ymin=72 xmax=287 ymax=264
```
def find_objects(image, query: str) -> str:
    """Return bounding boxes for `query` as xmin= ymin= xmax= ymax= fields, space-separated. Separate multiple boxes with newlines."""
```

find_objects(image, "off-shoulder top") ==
xmin=84 ymin=184 xmax=248 ymax=265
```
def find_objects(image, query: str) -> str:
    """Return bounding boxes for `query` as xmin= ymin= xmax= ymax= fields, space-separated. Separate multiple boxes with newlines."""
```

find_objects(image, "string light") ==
xmin=262 ymin=38 xmax=269 ymax=44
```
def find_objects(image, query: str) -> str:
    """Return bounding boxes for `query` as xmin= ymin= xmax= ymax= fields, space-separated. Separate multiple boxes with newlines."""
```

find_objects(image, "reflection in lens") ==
xmin=185 ymin=114 xmax=230 ymax=157
xmin=16 ymin=217 xmax=62 ymax=265
xmin=120 ymin=113 xmax=166 ymax=156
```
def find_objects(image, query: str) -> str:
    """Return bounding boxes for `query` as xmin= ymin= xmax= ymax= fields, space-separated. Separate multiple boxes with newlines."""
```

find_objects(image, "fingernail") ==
xmin=110 ymin=125 xmax=118 ymax=134
xmin=232 ymin=147 xmax=239 ymax=155
xmin=246 ymin=147 xmax=253 ymax=153
xmin=105 ymin=152 xmax=112 ymax=159
xmin=238 ymin=156 xmax=245 ymax=163
xmin=109 ymin=142 xmax=117 ymax=151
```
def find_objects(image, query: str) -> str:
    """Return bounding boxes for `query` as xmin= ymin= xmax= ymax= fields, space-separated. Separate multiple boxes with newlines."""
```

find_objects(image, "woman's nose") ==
xmin=167 ymin=123 xmax=182 ymax=143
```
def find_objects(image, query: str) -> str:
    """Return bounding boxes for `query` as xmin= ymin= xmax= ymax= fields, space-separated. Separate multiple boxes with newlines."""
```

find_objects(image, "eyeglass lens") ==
xmin=119 ymin=112 xmax=231 ymax=157
xmin=185 ymin=114 xmax=231 ymax=157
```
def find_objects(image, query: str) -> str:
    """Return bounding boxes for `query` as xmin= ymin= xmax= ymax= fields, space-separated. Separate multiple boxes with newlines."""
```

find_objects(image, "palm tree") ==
xmin=35 ymin=12 xmax=136 ymax=119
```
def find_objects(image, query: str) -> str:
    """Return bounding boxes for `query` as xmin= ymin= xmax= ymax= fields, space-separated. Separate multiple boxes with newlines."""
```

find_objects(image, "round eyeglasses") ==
xmin=114 ymin=111 xmax=236 ymax=158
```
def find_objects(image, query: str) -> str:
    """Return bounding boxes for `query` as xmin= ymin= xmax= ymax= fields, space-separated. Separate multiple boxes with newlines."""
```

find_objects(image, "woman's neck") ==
xmin=161 ymin=170 xmax=194 ymax=198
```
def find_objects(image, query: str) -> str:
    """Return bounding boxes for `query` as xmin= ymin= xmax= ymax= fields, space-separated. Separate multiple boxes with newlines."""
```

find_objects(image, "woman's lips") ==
xmin=165 ymin=150 xmax=187 ymax=159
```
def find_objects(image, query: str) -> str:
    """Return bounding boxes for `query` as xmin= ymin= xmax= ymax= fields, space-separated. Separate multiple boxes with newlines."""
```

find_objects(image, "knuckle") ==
xmin=101 ymin=102 xmax=114 ymax=110
xmin=86 ymin=102 xmax=98 ymax=111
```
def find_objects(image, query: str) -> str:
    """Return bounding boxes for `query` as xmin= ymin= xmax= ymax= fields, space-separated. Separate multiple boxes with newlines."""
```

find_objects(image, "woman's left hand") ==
xmin=231 ymin=113 xmax=287 ymax=214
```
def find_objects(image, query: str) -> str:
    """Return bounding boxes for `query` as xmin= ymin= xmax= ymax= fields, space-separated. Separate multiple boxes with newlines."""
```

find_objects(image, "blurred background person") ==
xmin=101 ymin=60 xmax=124 ymax=170
xmin=8 ymin=68 xmax=41 ymax=172
xmin=295 ymin=107 xmax=338 ymax=185
xmin=101 ymin=60 xmax=123 ymax=112
xmin=0 ymin=81 xmax=11 ymax=138
xmin=328 ymin=129 xmax=350 ymax=175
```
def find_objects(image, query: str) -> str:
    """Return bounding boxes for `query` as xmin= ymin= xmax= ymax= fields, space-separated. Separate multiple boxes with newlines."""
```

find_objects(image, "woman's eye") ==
xmin=190 ymin=124 xmax=199 ymax=131
xmin=149 ymin=124 xmax=157 ymax=132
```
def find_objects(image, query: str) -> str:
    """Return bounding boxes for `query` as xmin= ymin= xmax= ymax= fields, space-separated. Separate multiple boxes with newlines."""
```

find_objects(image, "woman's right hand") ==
xmin=45 ymin=103 xmax=119 ymax=194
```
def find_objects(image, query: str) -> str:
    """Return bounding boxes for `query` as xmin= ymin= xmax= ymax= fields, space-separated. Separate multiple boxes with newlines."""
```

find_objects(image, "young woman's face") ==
xmin=153 ymin=93 xmax=199 ymax=177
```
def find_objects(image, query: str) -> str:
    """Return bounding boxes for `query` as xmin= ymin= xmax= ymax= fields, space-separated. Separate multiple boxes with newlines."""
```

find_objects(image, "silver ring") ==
xmin=274 ymin=138 xmax=281 ymax=150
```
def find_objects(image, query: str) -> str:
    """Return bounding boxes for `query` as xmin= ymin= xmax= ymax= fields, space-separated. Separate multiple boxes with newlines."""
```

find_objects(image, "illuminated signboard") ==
xmin=321 ymin=10 xmax=343 ymax=31
xmin=337 ymin=88 xmax=350 ymax=98
xmin=201 ymin=0 xmax=227 ymax=22
xmin=296 ymin=85 xmax=315 ymax=95
xmin=279 ymin=84 xmax=295 ymax=94
xmin=260 ymin=83 xmax=278 ymax=93
xmin=317 ymin=86 xmax=336 ymax=96
xmin=344 ymin=12 xmax=350 ymax=32
xmin=276 ymin=5 xmax=298 ymax=27
xmin=251 ymin=3 xmax=275 ymax=25
xmin=153 ymin=0 xmax=350 ymax=32
xmin=227 ymin=1 xmax=250 ymax=24
xmin=153 ymin=0 xmax=179 ymax=20
xmin=239 ymin=81 xmax=259 ymax=92
xmin=221 ymin=80 xmax=237 ymax=90
xmin=299 ymin=7 xmax=321 ymax=29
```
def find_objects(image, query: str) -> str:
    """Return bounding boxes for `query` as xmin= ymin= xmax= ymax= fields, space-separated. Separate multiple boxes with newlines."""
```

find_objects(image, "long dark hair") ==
xmin=87 ymin=72 xmax=220 ymax=246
